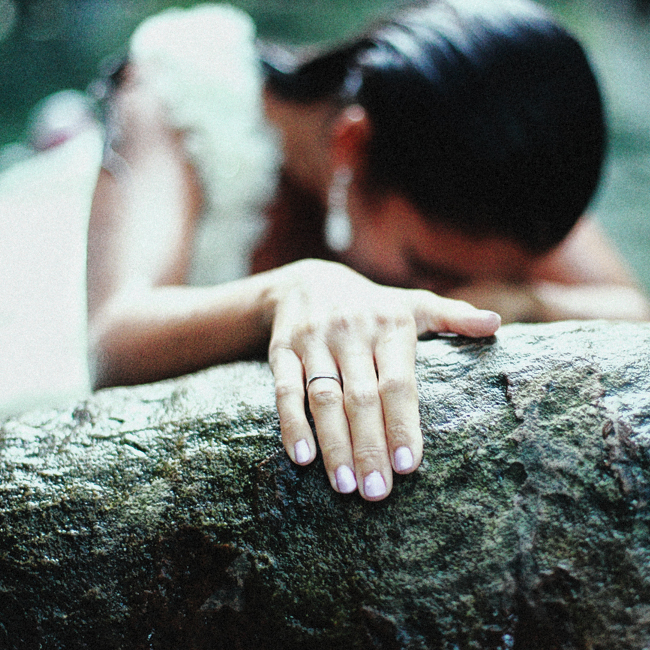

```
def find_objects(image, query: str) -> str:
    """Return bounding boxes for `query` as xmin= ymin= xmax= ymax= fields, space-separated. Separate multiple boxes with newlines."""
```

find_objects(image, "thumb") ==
xmin=411 ymin=291 xmax=501 ymax=338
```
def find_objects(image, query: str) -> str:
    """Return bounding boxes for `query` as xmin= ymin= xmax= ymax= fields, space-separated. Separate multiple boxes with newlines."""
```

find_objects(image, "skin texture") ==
xmin=87 ymin=63 xmax=649 ymax=502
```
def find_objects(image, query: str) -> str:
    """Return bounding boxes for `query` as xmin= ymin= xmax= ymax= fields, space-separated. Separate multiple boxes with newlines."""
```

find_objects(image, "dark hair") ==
xmin=262 ymin=0 xmax=606 ymax=254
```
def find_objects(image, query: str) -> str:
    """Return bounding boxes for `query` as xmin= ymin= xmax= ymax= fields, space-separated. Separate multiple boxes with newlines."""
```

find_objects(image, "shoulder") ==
xmin=527 ymin=217 xmax=637 ymax=286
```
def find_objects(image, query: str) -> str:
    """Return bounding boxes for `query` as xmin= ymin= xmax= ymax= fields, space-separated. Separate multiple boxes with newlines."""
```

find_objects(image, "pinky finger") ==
xmin=270 ymin=347 xmax=316 ymax=465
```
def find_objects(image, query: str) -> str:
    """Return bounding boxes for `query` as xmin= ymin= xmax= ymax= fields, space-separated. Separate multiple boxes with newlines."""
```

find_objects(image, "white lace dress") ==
xmin=128 ymin=3 xmax=279 ymax=285
xmin=0 ymin=4 xmax=278 ymax=414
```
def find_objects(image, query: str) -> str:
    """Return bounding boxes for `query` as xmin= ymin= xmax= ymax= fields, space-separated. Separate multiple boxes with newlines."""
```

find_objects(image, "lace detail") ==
xmin=129 ymin=3 xmax=279 ymax=284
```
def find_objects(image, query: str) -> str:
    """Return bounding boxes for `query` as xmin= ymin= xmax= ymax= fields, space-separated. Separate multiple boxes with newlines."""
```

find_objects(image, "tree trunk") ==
xmin=1 ymin=321 xmax=649 ymax=650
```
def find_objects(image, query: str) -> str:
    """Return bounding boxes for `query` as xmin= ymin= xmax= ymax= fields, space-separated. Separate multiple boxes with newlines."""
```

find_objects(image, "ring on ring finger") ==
xmin=305 ymin=371 xmax=356 ymax=493
xmin=306 ymin=373 xmax=342 ymax=390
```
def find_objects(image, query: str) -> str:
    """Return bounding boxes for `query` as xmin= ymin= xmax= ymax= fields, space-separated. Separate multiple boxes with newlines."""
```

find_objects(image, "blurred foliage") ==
xmin=0 ymin=0 xmax=648 ymax=147
xmin=0 ymin=0 xmax=404 ymax=147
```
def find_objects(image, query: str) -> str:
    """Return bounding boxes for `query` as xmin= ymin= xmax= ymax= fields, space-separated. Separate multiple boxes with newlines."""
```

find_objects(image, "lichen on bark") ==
xmin=1 ymin=321 xmax=649 ymax=649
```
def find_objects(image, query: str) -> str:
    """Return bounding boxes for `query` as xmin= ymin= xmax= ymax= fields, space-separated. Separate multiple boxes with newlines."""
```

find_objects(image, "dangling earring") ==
xmin=325 ymin=167 xmax=353 ymax=253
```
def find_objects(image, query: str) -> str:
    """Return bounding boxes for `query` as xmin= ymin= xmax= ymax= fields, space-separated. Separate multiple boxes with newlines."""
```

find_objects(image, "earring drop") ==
xmin=325 ymin=167 xmax=353 ymax=253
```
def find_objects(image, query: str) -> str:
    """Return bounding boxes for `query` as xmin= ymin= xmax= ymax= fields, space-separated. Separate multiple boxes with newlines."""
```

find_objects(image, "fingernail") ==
xmin=482 ymin=310 xmax=501 ymax=328
xmin=394 ymin=446 xmax=414 ymax=472
xmin=364 ymin=471 xmax=386 ymax=499
xmin=294 ymin=439 xmax=310 ymax=464
xmin=335 ymin=465 xmax=357 ymax=494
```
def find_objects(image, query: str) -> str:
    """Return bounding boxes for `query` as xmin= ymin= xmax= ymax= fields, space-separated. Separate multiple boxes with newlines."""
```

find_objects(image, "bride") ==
xmin=85 ymin=0 xmax=648 ymax=501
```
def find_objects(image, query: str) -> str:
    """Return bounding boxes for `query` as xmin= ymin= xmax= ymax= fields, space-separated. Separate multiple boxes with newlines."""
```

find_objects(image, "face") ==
xmin=338 ymin=191 xmax=534 ymax=296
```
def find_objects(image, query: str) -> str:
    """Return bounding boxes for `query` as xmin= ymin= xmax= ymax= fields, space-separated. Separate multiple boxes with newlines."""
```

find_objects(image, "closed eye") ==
xmin=404 ymin=245 xmax=469 ymax=294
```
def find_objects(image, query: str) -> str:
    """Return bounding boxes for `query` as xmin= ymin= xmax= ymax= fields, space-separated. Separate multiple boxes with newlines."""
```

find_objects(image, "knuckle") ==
xmin=386 ymin=420 xmax=418 ymax=446
xmin=309 ymin=385 xmax=343 ymax=409
xmin=395 ymin=313 xmax=417 ymax=333
xmin=295 ymin=319 xmax=320 ymax=341
xmin=268 ymin=340 xmax=292 ymax=364
xmin=280 ymin=413 xmax=306 ymax=439
xmin=318 ymin=438 xmax=350 ymax=459
xmin=327 ymin=310 xmax=374 ymax=338
xmin=328 ymin=313 xmax=355 ymax=336
xmin=353 ymin=442 xmax=388 ymax=465
xmin=275 ymin=381 xmax=302 ymax=402
xmin=345 ymin=387 xmax=380 ymax=410
xmin=269 ymin=322 xmax=321 ymax=355
xmin=375 ymin=309 xmax=413 ymax=330
xmin=378 ymin=374 xmax=415 ymax=398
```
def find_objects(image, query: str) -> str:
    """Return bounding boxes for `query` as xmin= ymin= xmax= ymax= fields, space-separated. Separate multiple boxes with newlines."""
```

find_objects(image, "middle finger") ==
xmin=337 ymin=344 xmax=393 ymax=501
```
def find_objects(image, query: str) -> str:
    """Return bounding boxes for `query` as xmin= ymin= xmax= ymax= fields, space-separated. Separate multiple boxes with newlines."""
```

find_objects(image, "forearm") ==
xmin=89 ymin=272 xmax=276 ymax=389
xmin=517 ymin=218 xmax=650 ymax=322
xmin=449 ymin=280 xmax=650 ymax=324
xmin=88 ymin=61 xmax=204 ymax=319
xmin=530 ymin=282 xmax=650 ymax=322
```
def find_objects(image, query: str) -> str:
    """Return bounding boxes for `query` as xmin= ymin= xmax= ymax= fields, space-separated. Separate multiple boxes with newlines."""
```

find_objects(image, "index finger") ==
xmin=374 ymin=326 xmax=422 ymax=474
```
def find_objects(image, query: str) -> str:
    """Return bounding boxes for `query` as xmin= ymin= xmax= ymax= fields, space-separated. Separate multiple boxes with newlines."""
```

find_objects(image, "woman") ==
xmin=87 ymin=0 xmax=648 ymax=502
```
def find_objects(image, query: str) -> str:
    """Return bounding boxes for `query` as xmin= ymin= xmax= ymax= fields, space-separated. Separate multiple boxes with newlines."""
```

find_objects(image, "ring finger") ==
xmin=305 ymin=357 xmax=358 ymax=494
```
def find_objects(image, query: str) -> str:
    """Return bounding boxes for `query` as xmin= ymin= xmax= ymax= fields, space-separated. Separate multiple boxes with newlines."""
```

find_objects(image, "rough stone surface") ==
xmin=1 ymin=321 xmax=650 ymax=650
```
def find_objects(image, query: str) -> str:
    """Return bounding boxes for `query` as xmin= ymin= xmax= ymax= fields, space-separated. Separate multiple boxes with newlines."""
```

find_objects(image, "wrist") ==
xmin=255 ymin=264 xmax=290 ymax=334
xmin=257 ymin=258 xmax=347 ymax=327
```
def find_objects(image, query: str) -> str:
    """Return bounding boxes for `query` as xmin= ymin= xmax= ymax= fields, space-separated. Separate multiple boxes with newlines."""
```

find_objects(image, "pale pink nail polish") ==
xmin=394 ymin=446 xmax=414 ymax=472
xmin=364 ymin=471 xmax=386 ymax=498
xmin=482 ymin=310 xmax=502 ymax=329
xmin=335 ymin=465 xmax=357 ymax=494
xmin=294 ymin=439 xmax=310 ymax=464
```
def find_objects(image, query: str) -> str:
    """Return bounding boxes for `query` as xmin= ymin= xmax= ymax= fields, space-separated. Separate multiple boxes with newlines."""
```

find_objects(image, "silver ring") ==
xmin=306 ymin=373 xmax=342 ymax=390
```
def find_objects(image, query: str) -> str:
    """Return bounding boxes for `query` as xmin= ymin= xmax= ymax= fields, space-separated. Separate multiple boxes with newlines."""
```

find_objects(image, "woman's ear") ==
xmin=330 ymin=105 xmax=371 ymax=170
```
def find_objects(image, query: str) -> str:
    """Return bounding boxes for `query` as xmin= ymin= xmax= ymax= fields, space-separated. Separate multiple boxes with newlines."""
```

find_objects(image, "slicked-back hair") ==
xmin=262 ymin=0 xmax=606 ymax=254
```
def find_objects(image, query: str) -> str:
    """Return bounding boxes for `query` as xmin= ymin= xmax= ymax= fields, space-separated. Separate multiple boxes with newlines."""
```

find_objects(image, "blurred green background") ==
xmin=1 ymin=0 xmax=649 ymax=289
xmin=0 ymin=0 xmax=404 ymax=148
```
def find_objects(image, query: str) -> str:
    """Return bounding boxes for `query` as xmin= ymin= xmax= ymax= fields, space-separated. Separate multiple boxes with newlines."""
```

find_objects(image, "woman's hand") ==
xmin=266 ymin=259 xmax=501 ymax=501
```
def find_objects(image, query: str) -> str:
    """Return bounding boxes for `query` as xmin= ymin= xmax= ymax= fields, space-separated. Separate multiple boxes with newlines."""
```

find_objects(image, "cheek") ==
xmin=345 ymin=223 xmax=411 ymax=285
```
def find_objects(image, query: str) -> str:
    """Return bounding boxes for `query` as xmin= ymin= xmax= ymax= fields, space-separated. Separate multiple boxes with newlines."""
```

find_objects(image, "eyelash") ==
xmin=406 ymin=256 xmax=465 ymax=289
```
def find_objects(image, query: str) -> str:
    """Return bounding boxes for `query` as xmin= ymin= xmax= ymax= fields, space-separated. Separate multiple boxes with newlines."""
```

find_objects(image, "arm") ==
xmin=88 ymin=65 xmax=275 ymax=386
xmin=88 ymin=64 xmax=501 ymax=502
xmin=448 ymin=218 xmax=650 ymax=323
xmin=87 ymin=61 xmax=212 ymax=386
xmin=527 ymin=217 xmax=650 ymax=321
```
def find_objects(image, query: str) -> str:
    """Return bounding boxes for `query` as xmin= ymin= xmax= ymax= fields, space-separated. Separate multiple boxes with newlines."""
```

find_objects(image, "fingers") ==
xmin=269 ymin=332 xmax=362 ymax=495
xmin=374 ymin=325 xmax=422 ymax=475
xmin=269 ymin=345 xmax=316 ymax=466
xmin=272 ymin=319 xmax=424 ymax=502
xmin=269 ymin=342 xmax=364 ymax=500
xmin=336 ymin=345 xmax=393 ymax=500
xmin=305 ymin=373 xmax=358 ymax=495
xmin=271 ymin=289 xmax=498 ymax=502
xmin=412 ymin=291 xmax=501 ymax=338
xmin=302 ymin=345 xmax=357 ymax=494
xmin=330 ymin=316 xmax=421 ymax=501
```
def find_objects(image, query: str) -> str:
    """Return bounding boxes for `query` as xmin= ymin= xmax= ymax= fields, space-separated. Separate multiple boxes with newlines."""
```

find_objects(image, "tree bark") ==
xmin=1 ymin=321 xmax=649 ymax=650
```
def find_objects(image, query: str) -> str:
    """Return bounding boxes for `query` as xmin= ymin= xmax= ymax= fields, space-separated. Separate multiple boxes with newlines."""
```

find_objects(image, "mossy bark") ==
xmin=1 ymin=321 xmax=650 ymax=649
